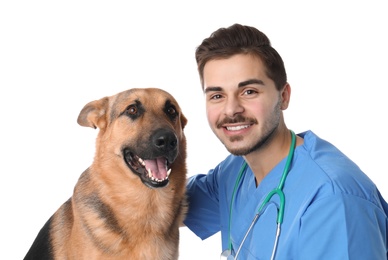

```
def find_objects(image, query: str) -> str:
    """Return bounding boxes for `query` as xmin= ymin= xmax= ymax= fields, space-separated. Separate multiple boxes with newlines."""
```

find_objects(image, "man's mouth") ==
xmin=217 ymin=115 xmax=258 ymax=131
xmin=124 ymin=149 xmax=171 ymax=188
xmin=225 ymin=124 xmax=251 ymax=131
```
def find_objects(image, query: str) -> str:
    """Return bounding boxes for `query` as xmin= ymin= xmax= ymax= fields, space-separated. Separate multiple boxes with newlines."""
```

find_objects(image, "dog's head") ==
xmin=77 ymin=88 xmax=187 ymax=189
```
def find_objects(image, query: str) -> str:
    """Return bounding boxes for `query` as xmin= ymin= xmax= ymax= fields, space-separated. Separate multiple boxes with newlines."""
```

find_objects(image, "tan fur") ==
xmin=26 ymin=88 xmax=187 ymax=260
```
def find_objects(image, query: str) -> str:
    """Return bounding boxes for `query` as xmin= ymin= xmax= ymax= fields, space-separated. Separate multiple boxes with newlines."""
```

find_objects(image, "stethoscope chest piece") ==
xmin=220 ymin=249 xmax=234 ymax=260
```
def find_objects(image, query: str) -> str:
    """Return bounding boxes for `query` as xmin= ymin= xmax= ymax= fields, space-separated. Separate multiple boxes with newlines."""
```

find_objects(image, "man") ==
xmin=183 ymin=23 xmax=388 ymax=259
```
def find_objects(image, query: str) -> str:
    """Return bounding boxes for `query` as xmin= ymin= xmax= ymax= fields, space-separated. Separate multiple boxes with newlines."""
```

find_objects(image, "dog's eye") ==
xmin=167 ymin=107 xmax=176 ymax=115
xmin=164 ymin=101 xmax=178 ymax=121
xmin=126 ymin=105 xmax=138 ymax=115
xmin=121 ymin=100 xmax=144 ymax=120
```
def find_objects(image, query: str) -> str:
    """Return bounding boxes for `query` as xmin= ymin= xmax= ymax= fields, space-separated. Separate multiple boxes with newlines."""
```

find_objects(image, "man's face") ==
xmin=203 ymin=54 xmax=287 ymax=156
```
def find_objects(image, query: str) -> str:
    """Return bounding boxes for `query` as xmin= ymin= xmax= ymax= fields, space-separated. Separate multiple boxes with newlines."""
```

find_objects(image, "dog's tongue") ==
xmin=144 ymin=157 xmax=167 ymax=180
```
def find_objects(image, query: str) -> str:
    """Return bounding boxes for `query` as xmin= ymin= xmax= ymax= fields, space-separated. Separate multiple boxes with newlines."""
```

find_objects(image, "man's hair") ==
xmin=195 ymin=23 xmax=287 ymax=90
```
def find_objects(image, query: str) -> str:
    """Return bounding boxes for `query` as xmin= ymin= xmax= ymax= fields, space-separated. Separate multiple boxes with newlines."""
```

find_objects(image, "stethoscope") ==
xmin=221 ymin=130 xmax=296 ymax=260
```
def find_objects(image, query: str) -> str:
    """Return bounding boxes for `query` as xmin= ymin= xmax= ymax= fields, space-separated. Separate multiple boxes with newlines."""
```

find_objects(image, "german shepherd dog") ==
xmin=24 ymin=88 xmax=187 ymax=260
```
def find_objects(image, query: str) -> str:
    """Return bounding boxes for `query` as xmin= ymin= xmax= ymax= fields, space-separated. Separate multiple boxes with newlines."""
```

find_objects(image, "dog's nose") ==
xmin=152 ymin=129 xmax=178 ymax=152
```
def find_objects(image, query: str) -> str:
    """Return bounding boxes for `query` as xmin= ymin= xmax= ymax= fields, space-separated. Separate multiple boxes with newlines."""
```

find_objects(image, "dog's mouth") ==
xmin=124 ymin=149 xmax=171 ymax=188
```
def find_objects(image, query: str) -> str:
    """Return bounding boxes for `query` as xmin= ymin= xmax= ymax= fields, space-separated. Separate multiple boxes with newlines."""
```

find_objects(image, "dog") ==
xmin=24 ymin=88 xmax=188 ymax=260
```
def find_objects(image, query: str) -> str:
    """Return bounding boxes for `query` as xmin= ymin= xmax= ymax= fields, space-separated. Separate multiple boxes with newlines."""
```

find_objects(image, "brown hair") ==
xmin=195 ymin=23 xmax=287 ymax=90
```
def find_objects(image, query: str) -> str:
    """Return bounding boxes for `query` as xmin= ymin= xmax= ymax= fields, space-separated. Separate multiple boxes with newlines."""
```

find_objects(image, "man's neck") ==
xmin=243 ymin=128 xmax=295 ymax=186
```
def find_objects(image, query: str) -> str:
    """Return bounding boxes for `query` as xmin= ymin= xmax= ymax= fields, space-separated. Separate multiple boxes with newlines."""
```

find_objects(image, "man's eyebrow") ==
xmin=238 ymin=79 xmax=265 ymax=88
xmin=204 ymin=86 xmax=222 ymax=94
xmin=204 ymin=79 xmax=264 ymax=93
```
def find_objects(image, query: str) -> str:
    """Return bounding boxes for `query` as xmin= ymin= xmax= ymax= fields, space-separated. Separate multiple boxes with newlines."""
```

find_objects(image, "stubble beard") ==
xmin=218 ymin=98 xmax=283 ymax=156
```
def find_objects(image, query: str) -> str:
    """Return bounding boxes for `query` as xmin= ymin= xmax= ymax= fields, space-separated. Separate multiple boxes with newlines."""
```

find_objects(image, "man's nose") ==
xmin=224 ymin=97 xmax=244 ymax=117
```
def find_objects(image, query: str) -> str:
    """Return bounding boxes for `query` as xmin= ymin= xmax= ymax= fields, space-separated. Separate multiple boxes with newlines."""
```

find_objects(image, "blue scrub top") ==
xmin=184 ymin=131 xmax=388 ymax=259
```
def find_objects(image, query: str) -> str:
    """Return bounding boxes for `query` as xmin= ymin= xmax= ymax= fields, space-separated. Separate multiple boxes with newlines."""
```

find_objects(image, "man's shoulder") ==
xmin=297 ymin=130 xmax=380 ymax=202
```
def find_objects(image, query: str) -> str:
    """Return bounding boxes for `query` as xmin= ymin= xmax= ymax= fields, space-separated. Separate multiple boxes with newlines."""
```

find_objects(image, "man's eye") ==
xmin=244 ymin=89 xmax=256 ymax=95
xmin=211 ymin=94 xmax=222 ymax=100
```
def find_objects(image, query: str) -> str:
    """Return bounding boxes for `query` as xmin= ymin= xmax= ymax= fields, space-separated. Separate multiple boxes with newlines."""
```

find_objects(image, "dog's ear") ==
xmin=77 ymin=97 xmax=109 ymax=129
xmin=180 ymin=113 xmax=187 ymax=129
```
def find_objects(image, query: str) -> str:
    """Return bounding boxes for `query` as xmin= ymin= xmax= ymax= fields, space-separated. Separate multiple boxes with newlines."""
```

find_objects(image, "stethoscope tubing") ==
xmin=227 ymin=130 xmax=296 ymax=260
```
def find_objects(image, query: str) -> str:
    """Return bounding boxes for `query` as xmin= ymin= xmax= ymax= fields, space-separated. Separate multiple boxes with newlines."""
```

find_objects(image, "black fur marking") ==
xmin=24 ymin=216 xmax=54 ymax=260
xmin=80 ymin=192 xmax=124 ymax=253
xmin=84 ymin=192 xmax=122 ymax=234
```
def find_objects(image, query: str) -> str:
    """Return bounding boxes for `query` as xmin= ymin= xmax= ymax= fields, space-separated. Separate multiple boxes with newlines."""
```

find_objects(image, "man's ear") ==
xmin=280 ymin=83 xmax=291 ymax=110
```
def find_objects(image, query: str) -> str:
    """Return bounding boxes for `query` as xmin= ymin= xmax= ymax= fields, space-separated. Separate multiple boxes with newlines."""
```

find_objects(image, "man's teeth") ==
xmin=226 ymin=125 xmax=250 ymax=131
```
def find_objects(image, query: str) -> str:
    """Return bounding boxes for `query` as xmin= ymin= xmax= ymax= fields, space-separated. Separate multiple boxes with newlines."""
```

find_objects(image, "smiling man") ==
xmin=183 ymin=24 xmax=388 ymax=259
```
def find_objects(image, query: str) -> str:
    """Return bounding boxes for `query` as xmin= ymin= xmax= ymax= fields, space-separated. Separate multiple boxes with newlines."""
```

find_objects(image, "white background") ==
xmin=1 ymin=1 xmax=387 ymax=259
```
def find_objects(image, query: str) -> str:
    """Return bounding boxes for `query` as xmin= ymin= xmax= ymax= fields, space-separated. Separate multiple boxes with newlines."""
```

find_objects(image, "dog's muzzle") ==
xmin=123 ymin=128 xmax=179 ymax=189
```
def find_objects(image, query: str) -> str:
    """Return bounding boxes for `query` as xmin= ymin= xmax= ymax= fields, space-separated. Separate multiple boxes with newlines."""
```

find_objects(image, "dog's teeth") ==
xmin=138 ymin=158 xmax=145 ymax=166
xmin=145 ymin=167 xmax=170 ymax=182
